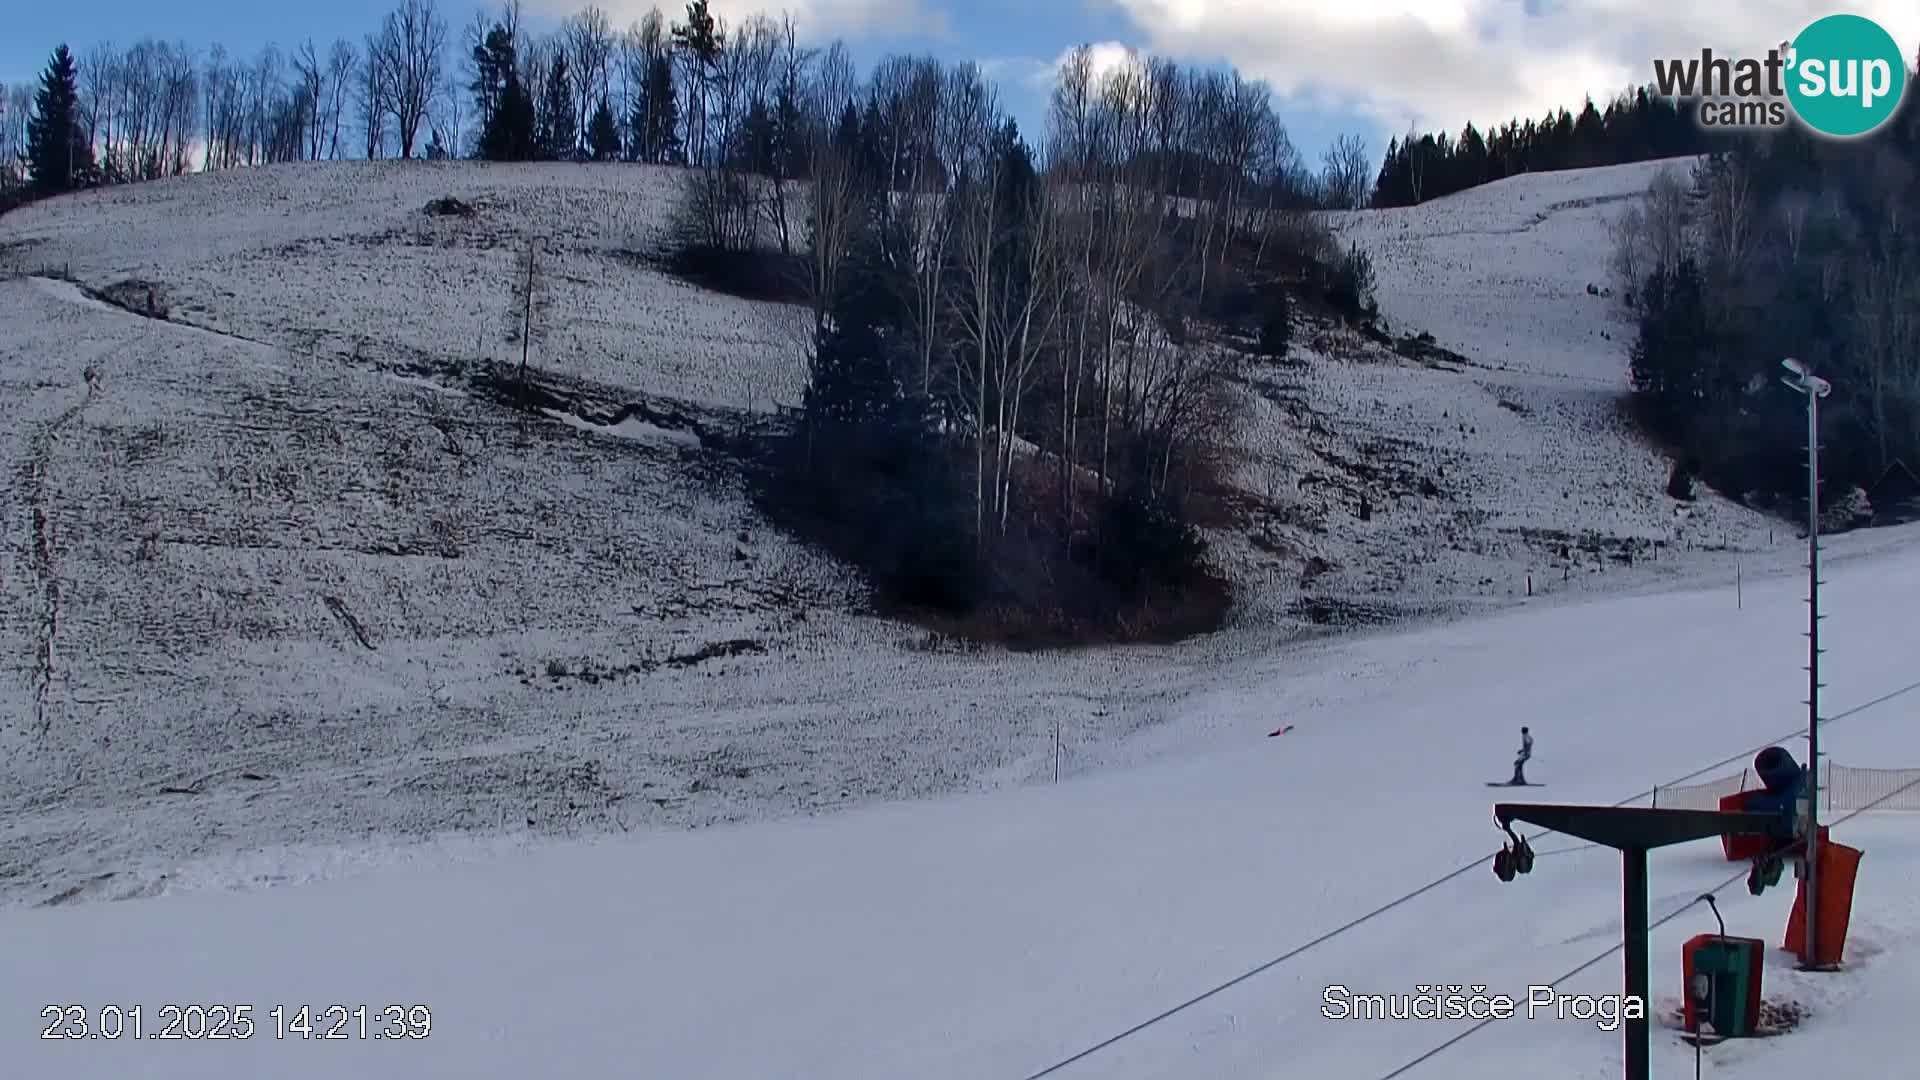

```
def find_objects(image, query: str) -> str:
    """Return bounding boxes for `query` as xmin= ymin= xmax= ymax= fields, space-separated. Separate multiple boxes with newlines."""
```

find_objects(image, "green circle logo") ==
xmin=1786 ymin=14 xmax=1908 ymax=138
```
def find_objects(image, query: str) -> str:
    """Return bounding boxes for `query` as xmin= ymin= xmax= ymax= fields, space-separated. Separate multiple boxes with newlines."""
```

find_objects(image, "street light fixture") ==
xmin=1781 ymin=358 xmax=1830 ymax=398
xmin=1780 ymin=357 xmax=1832 ymax=971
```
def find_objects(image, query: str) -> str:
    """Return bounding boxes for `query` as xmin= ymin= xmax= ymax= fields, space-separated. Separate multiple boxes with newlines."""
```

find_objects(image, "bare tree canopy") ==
xmin=373 ymin=0 xmax=448 ymax=158
xmin=1320 ymin=133 xmax=1371 ymax=211
xmin=563 ymin=5 xmax=615 ymax=156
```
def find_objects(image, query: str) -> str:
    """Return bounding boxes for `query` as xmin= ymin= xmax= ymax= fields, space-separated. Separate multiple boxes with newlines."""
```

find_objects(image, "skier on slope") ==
xmin=1509 ymin=726 xmax=1533 ymax=785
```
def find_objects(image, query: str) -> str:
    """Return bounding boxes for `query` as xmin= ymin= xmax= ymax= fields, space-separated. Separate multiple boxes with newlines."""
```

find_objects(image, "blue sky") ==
xmin=8 ymin=1 xmax=1918 ymax=173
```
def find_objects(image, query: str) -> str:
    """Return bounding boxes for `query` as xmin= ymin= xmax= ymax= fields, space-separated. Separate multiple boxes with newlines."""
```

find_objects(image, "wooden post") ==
xmin=519 ymin=239 xmax=534 ymax=409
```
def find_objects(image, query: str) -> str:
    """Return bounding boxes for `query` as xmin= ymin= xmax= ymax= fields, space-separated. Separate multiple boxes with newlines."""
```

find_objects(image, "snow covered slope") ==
xmin=0 ymin=161 xmax=809 ymax=410
xmin=1223 ymin=157 xmax=1781 ymax=620
xmin=0 ymin=155 xmax=1860 ymax=911
xmin=1332 ymin=158 xmax=1681 ymax=382
xmin=3 ymin=156 xmax=1916 ymax=1076
xmin=5 ymin=517 xmax=1917 ymax=1080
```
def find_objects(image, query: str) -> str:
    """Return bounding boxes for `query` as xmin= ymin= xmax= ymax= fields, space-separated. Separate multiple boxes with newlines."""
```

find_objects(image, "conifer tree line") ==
xmin=1370 ymin=89 xmax=1729 ymax=207
xmin=1615 ymin=82 xmax=1920 ymax=514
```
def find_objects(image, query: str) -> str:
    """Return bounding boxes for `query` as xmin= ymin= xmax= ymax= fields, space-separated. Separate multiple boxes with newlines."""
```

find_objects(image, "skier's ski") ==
xmin=1487 ymin=781 xmax=1546 ymax=786
xmin=1267 ymin=724 xmax=1295 ymax=737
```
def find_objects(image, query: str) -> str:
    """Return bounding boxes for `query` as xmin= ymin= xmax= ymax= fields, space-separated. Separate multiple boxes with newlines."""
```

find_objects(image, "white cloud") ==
xmin=1059 ymin=41 xmax=1138 ymax=86
xmin=978 ymin=56 xmax=1057 ymax=89
xmin=521 ymin=0 xmax=948 ymax=39
xmin=1098 ymin=0 xmax=1920 ymax=135
xmin=984 ymin=43 xmax=1137 ymax=92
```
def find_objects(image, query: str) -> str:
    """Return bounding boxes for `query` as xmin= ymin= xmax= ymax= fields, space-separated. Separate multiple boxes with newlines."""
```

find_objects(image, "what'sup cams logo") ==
xmin=1652 ymin=14 xmax=1910 ymax=138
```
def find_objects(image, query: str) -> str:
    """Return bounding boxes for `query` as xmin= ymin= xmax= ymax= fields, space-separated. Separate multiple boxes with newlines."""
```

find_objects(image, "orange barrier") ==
xmin=1784 ymin=840 xmax=1863 ymax=967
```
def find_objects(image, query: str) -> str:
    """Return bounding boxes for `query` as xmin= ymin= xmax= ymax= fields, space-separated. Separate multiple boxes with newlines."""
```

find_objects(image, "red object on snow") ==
xmin=1719 ymin=791 xmax=1772 ymax=860
xmin=1267 ymin=725 xmax=1294 ymax=737
xmin=1680 ymin=934 xmax=1764 ymax=1034
xmin=1785 ymin=839 xmax=1861 ymax=966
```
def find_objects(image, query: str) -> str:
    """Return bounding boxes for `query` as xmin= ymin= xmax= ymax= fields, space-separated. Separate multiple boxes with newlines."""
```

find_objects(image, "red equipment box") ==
xmin=1680 ymin=934 xmax=1764 ymax=1035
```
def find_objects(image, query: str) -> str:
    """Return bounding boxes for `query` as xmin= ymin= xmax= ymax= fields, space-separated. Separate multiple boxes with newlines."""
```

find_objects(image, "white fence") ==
xmin=1650 ymin=761 xmax=1920 ymax=812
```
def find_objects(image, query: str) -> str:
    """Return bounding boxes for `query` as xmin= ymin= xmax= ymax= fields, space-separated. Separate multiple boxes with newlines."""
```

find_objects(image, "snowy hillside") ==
xmin=6 ymin=516 xmax=1918 ymax=1079
xmin=1332 ymin=158 xmax=1677 ymax=382
xmin=0 ymin=161 xmax=810 ymax=410
xmin=0 ymin=154 xmax=1853 ymax=911
xmin=1242 ymin=157 xmax=1782 ymax=611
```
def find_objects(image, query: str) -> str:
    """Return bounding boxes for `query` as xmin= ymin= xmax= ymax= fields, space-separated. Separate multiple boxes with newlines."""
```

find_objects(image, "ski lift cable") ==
xmin=1016 ymin=676 xmax=1920 ymax=1080
xmin=1375 ymin=769 xmax=1920 ymax=1080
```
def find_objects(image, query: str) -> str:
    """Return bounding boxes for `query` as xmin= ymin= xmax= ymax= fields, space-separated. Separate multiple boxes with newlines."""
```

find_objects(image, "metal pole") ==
xmin=1624 ymin=847 xmax=1650 ymax=1080
xmin=1804 ymin=384 xmax=1821 ymax=968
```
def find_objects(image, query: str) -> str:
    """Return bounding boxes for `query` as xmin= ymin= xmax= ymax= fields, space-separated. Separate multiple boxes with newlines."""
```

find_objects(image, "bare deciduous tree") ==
xmin=1700 ymin=154 xmax=1753 ymax=274
xmin=889 ymin=57 xmax=977 ymax=397
xmin=463 ymin=8 xmax=497 ymax=140
xmin=1609 ymin=166 xmax=1691 ymax=307
xmin=84 ymin=40 xmax=202 ymax=181
xmin=373 ymin=0 xmax=447 ymax=158
xmin=952 ymin=156 xmax=1069 ymax=537
xmin=800 ymin=71 xmax=859 ymax=338
xmin=615 ymin=18 xmax=645 ymax=159
xmin=1403 ymin=128 xmax=1425 ymax=204
xmin=294 ymin=39 xmax=326 ymax=160
xmin=324 ymin=39 xmax=357 ymax=159
xmin=758 ymin=12 xmax=813 ymax=253
xmin=202 ymin=44 xmax=241 ymax=169
xmin=82 ymin=44 xmax=117 ymax=177
xmin=672 ymin=0 xmax=724 ymax=167
xmin=676 ymin=11 xmax=780 ymax=251
xmin=245 ymin=45 xmax=283 ymax=166
xmin=1320 ymin=132 xmax=1370 ymax=210
xmin=358 ymin=32 xmax=388 ymax=158
xmin=564 ymin=5 xmax=615 ymax=156
xmin=948 ymin=76 xmax=1009 ymax=538
xmin=1776 ymin=188 xmax=1812 ymax=265
xmin=811 ymin=39 xmax=854 ymax=124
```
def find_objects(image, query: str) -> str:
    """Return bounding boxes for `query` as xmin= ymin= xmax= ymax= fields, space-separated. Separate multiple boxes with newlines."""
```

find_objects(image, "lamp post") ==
xmin=1781 ymin=358 xmax=1830 ymax=970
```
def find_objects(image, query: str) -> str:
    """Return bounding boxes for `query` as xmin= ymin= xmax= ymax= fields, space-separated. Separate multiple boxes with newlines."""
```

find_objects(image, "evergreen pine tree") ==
xmin=629 ymin=53 xmax=681 ymax=164
xmin=470 ymin=25 xmax=518 ymax=152
xmin=27 ymin=44 xmax=95 ymax=196
xmin=773 ymin=80 xmax=804 ymax=179
xmin=538 ymin=55 xmax=576 ymax=159
xmin=1571 ymin=97 xmax=1605 ymax=167
xmin=1629 ymin=260 xmax=1712 ymax=432
xmin=588 ymin=98 xmax=621 ymax=161
xmin=741 ymin=98 xmax=775 ymax=173
xmin=481 ymin=71 xmax=536 ymax=161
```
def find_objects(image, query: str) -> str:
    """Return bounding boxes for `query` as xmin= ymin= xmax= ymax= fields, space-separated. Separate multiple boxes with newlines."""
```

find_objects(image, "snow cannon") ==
xmin=1740 ymin=747 xmax=1816 ymax=895
xmin=1719 ymin=747 xmax=1809 ymax=862
xmin=1754 ymin=747 xmax=1804 ymax=798
xmin=1734 ymin=748 xmax=1803 ymax=830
